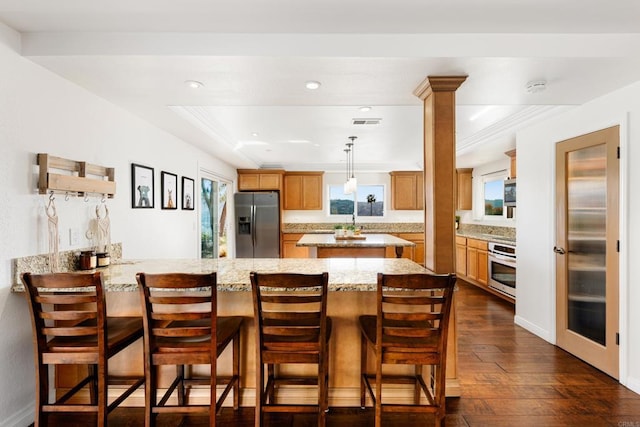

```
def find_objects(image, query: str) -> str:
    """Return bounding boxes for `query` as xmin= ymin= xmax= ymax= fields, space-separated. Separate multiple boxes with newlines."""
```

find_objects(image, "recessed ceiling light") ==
xmin=305 ymin=80 xmax=321 ymax=90
xmin=286 ymin=140 xmax=311 ymax=144
xmin=359 ymin=106 xmax=372 ymax=112
xmin=184 ymin=80 xmax=204 ymax=89
xmin=251 ymin=132 xmax=259 ymax=137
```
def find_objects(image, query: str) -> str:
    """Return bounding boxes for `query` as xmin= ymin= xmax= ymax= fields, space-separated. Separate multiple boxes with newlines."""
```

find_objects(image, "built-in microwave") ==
xmin=504 ymin=178 xmax=516 ymax=207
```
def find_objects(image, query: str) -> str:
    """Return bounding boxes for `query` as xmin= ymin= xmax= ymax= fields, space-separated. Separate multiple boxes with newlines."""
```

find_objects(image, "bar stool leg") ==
xmin=360 ymin=334 xmax=367 ymax=409
xmin=233 ymin=330 xmax=240 ymax=410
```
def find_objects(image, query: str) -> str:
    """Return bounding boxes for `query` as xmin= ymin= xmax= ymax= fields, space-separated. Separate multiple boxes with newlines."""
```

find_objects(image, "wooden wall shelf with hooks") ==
xmin=37 ymin=153 xmax=116 ymax=198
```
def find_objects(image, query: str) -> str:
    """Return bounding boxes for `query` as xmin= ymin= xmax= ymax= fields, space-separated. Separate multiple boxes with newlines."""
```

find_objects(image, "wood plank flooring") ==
xmin=43 ymin=281 xmax=640 ymax=426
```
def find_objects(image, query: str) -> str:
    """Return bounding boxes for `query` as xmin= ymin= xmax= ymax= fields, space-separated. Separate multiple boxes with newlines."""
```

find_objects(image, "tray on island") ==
xmin=335 ymin=235 xmax=367 ymax=240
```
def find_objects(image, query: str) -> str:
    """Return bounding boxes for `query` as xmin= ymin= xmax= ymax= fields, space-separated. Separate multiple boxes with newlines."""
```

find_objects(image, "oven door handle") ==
xmin=490 ymin=253 xmax=516 ymax=262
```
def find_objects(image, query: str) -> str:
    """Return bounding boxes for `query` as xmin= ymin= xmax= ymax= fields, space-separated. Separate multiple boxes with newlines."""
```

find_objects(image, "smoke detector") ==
xmin=525 ymin=80 xmax=547 ymax=94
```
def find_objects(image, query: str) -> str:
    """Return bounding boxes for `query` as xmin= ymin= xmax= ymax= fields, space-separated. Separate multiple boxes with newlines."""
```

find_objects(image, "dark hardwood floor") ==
xmin=44 ymin=281 xmax=640 ymax=426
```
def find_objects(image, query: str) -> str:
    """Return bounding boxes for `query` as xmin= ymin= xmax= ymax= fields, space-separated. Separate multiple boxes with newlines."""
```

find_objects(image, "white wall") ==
xmin=0 ymin=23 xmax=236 ymax=425
xmin=282 ymin=171 xmax=423 ymax=224
xmin=516 ymin=81 xmax=639 ymax=393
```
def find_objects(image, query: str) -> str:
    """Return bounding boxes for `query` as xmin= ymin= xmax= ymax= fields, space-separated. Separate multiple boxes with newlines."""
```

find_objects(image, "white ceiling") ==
xmin=3 ymin=0 xmax=640 ymax=171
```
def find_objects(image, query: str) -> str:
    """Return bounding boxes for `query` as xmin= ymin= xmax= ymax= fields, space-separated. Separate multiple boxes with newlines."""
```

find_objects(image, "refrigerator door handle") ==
xmin=251 ymin=204 xmax=256 ymax=249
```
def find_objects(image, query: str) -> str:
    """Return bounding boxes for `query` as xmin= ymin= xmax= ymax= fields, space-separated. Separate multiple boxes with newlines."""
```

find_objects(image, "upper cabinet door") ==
xmin=237 ymin=169 xmax=284 ymax=191
xmin=390 ymin=171 xmax=424 ymax=210
xmin=456 ymin=168 xmax=473 ymax=211
xmin=283 ymin=172 xmax=323 ymax=210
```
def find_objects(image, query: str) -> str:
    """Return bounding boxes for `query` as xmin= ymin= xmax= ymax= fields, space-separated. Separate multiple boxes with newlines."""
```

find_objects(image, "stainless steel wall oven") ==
xmin=488 ymin=242 xmax=516 ymax=299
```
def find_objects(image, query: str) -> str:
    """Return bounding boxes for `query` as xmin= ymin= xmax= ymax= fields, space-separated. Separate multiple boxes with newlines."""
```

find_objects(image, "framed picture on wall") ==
xmin=161 ymin=171 xmax=178 ymax=210
xmin=131 ymin=163 xmax=154 ymax=209
xmin=182 ymin=176 xmax=195 ymax=210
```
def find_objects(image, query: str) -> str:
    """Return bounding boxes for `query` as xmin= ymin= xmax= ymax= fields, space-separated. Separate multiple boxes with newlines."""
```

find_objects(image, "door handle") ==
xmin=553 ymin=246 xmax=566 ymax=255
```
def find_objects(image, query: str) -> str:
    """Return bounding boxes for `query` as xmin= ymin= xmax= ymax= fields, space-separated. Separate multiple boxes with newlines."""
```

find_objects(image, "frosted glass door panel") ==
xmin=566 ymin=144 xmax=606 ymax=345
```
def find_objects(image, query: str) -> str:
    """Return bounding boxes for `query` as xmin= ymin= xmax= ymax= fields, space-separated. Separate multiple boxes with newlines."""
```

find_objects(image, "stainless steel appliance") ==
xmin=504 ymin=178 xmax=516 ymax=207
xmin=488 ymin=242 xmax=516 ymax=298
xmin=234 ymin=192 xmax=280 ymax=258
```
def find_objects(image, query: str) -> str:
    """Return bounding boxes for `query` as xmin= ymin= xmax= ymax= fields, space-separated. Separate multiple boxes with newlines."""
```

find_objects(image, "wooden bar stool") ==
xmin=21 ymin=272 xmax=144 ymax=427
xmin=136 ymin=272 xmax=242 ymax=427
xmin=359 ymin=272 xmax=456 ymax=427
xmin=250 ymin=272 xmax=331 ymax=427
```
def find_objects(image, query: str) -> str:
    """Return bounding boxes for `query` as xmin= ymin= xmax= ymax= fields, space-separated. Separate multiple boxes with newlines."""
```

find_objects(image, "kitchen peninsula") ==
xmin=12 ymin=257 xmax=459 ymax=405
xmin=296 ymin=233 xmax=415 ymax=258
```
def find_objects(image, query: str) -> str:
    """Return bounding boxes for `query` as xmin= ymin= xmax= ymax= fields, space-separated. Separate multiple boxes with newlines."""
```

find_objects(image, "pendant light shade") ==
xmin=344 ymin=136 xmax=357 ymax=194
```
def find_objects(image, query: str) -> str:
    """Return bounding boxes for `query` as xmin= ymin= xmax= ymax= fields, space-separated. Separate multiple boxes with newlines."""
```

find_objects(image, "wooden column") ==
xmin=414 ymin=75 xmax=467 ymax=397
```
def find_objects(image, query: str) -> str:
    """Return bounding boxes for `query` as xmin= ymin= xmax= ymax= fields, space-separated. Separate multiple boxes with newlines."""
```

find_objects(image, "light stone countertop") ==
xmin=296 ymin=233 xmax=415 ymax=248
xmin=281 ymin=222 xmax=424 ymax=234
xmin=11 ymin=258 xmax=429 ymax=292
xmin=456 ymin=231 xmax=516 ymax=245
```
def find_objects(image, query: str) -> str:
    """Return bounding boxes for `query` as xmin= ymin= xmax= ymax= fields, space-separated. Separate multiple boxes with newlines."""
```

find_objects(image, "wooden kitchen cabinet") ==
xmin=466 ymin=238 xmax=488 ymax=285
xmin=237 ymin=169 xmax=284 ymax=191
xmin=383 ymin=232 xmax=424 ymax=265
xmin=398 ymin=233 xmax=425 ymax=266
xmin=390 ymin=171 xmax=424 ymax=210
xmin=505 ymin=149 xmax=517 ymax=178
xmin=456 ymin=168 xmax=473 ymax=210
xmin=457 ymin=235 xmax=513 ymax=303
xmin=455 ymin=236 xmax=467 ymax=277
xmin=283 ymin=172 xmax=323 ymax=210
xmin=281 ymin=233 xmax=309 ymax=258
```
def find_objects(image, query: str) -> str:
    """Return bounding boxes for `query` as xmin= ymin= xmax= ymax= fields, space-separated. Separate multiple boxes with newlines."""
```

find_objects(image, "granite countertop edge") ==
xmin=11 ymin=258 xmax=426 ymax=293
xmin=456 ymin=231 xmax=516 ymax=245
xmin=282 ymin=229 xmax=423 ymax=234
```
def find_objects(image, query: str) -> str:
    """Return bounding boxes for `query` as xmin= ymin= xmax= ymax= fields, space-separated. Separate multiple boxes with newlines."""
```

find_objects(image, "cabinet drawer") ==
xmin=467 ymin=238 xmax=488 ymax=250
xmin=455 ymin=236 xmax=467 ymax=246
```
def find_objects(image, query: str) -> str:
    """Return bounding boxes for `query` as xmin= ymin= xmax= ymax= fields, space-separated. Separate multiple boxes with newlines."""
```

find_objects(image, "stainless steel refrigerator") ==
xmin=234 ymin=191 xmax=280 ymax=258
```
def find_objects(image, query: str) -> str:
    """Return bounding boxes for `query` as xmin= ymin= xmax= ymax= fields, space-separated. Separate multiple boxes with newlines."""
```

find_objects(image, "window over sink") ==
xmin=328 ymin=184 xmax=384 ymax=218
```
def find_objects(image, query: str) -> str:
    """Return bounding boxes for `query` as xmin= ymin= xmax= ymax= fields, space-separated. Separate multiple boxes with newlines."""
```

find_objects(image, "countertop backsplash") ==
xmin=13 ymin=243 xmax=122 ymax=286
xmin=457 ymin=223 xmax=516 ymax=242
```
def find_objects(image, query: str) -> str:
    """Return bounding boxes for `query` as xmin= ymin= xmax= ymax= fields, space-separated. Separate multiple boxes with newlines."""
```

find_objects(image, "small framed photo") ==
xmin=161 ymin=171 xmax=178 ymax=210
xmin=182 ymin=177 xmax=195 ymax=210
xmin=131 ymin=163 xmax=154 ymax=209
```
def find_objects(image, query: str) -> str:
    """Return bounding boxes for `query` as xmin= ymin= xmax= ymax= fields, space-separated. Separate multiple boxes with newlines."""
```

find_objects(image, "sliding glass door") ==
xmin=200 ymin=172 xmax=230 ymax=259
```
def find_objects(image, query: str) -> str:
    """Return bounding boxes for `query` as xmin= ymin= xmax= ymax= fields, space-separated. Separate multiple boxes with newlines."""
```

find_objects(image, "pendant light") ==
xmin=344 ymin=145 xmax=352 ymax=194
xmin=344 ymin=136 xmax=358 ymax=194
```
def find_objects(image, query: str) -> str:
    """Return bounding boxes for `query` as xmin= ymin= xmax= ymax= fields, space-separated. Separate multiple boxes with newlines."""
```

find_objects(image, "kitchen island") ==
xmin=12 ymin=257 xmax=459 ymax=405
xmin=296 ymin=233 xmax=415 ymax=258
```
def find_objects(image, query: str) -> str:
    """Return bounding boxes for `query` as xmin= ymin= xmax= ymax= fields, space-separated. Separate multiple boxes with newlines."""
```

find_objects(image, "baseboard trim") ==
xmin=626 ymin=376 xmax=640 ymax=395
xmin=514 ymin=315 xmax=552 ymax=342
xmin=0 ymin=403 xmax=33 ymax=427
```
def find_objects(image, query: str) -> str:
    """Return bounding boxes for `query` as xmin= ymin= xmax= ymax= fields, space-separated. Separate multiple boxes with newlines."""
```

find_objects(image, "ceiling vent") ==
xmin=352 ymin=118 xmax=382 ymax=125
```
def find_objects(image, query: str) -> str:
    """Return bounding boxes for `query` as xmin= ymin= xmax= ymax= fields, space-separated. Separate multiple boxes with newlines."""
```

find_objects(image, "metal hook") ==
xmin=65 ymin=192 xmax=70 ymax=202
xmin=49 ymin=191 xmax=55 ymax=202
xmin=45 ymin=194 xmax=57 ymax=218
xmin=101 ymin=194 xmax=106 ymax=204
xmin=84 ymin=193 xmax=90 ymax=202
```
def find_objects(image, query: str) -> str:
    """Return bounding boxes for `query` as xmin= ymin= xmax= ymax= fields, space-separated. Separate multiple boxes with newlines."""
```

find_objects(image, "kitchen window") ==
xmin=356 ymin=185 xmax=384 ymax=217
xmin=481 ymin=171 xmax=507 ymax=219
xmin=329 ymin=185 xmax=384 ymax=217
